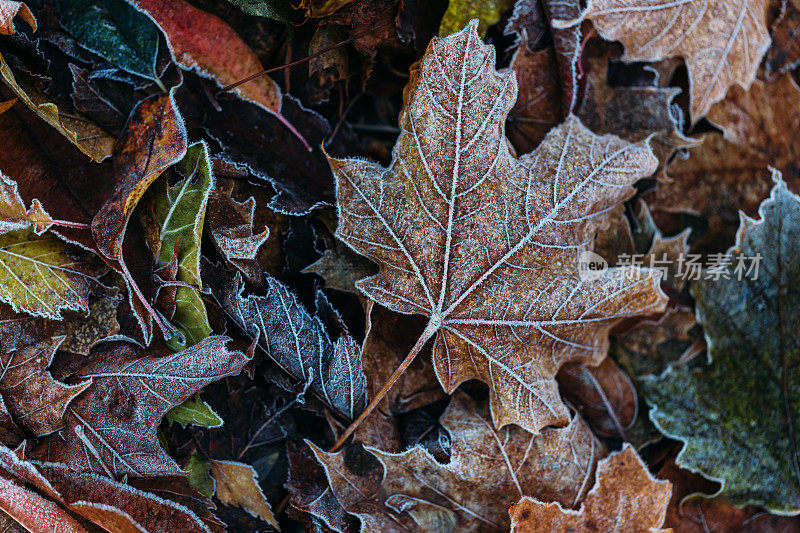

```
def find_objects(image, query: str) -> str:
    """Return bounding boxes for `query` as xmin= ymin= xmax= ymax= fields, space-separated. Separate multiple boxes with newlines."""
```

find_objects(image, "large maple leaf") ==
xmin=331 ymin=23 xmax=667 ymax=438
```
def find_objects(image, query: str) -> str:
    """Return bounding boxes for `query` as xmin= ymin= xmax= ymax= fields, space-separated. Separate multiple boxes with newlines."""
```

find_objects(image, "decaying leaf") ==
xmin=56 ymin=0 xmax=163 ymax=86
xmin=558 ymin=358 xmax=637 ymax=439
xmin=312 ymin=392 xmax=605 ymax=531
xmin=0 ymin=1 xmax=34 ymax=35
xmin=142 ymin=141 xmax=214 ymax=348
xmin=0 ymin=446 xmax=215 ymax=532
xmin=659 ymin=458 xmax=800 ymax=532
xmin=209 ymin=460 xmax=278 ymax=529
xmin=0 ymin=52 xmax=114 ymax=162
xmin=653 ymin=75 xmax=800 ymax=250
xmin=332 ymin=23 xmax=667 ymax=434
xmin=92 ymin=88 xmax=188 ymax=261
xmin=644 ymin=174 xmax=800 ymax=514
xmin=206 ymin=181 xmax=270 ymax=285
xmin=0 ymin=476 xmax=86 ymax=533
xmin=0 ymin=297 xmax=120 ymax=355
xmin=766 ymin=0 xmax=800 ymax=79
xmin=0 ymin=229 xmax=105 ymax=320
xmin=215 ymin=270 xmax=367 ymax=420
xmin=32 ymin=335 xmax=249 ymax=477
xmin=510 ymin=443 xmax=671 ymax=532
xmin=0 ymin=171 xmax=52 ymax=234
xmin=576 ymin=51 xmax=698 ymax=177
xmin=570 ymin=0 xmax=771 ymax=120
xmin=0 ymin=337 xmax=90 ymax=436
xmin=224 ymin=0 xmax=289 ymax=23
xmin=506 ymin=0 xmax=583 ymax=151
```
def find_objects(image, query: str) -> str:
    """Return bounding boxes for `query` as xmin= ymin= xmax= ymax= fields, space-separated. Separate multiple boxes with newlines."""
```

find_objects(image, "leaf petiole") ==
xmin=330 ymin=316 xmax=440 ymax=452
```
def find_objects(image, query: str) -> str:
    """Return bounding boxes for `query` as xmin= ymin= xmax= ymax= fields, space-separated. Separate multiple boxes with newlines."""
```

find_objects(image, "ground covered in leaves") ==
xmin=0 ymin=0 xmax=799 ymax=531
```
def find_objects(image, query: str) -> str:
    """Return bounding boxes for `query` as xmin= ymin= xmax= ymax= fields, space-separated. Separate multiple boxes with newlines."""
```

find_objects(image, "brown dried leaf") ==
xmin=0 ymin=337 xmax=90 ymax=436
xmin=32 ymin=336 xmax=249 ymax=477
xmin=573 ymin=0 xmax=771 ymax=120
xmin=510 ymin=444 xmax=671 ymax=532
xmin=0 ymin=297 xmax=119 ymax=355
xmin=312 ymin=392 xmax=605 ymax=531
xmin=576 ymin=53 xmax=699 ymax=178
xmin=209 ymin=460 xmax=278 ymax=529
xmin=766 ymin=0 xmax=800 ymax=79
xmin=654 ymin=75 xmax=800 ymax=251
xmin=558 ymin=358 xmax=637 ymax=438
xmin=658 ymin=458 xmax=800 ymax=532
xmin=0 ymin=476 xmax=86 ymax=533
xmin=0 ymin=170 xmax=52 ymax=234
xmin=333 ymin=24 xmax=667 ymax=434
xmin=92 ymin=89 xmax=188 ymax=261
xmin=0 ymin=1 xmax=35 ymax=35
xmin=207 ymin=181 xmax=270 ymax=284
xmin=0 ymin=447 xmax=214 ymax=533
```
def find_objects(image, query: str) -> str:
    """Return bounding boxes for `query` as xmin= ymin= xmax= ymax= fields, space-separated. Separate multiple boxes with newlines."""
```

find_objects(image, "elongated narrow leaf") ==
xmin=218 ymin=271 xmax=367 ymax=419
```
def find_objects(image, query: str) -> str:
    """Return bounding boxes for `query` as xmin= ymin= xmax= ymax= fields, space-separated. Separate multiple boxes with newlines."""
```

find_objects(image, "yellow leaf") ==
xmin=210 ymin=460 xmax=279 ymax=529
xmin=0 ymin=52 xmax=113 ymax=162
xmin=0 ymin=229 xmax=103 ymax=319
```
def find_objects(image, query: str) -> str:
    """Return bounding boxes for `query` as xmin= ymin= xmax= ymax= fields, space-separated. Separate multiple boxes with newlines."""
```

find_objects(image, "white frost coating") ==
xmin=331 ymin=22 xmax=668 ymax=434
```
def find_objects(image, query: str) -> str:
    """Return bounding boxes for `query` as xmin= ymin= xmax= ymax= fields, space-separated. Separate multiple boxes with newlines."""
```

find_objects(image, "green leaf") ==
xmin=185 ymin=452 xmax=215 ymax=498
xmin=439 ymin=1 xmax=515 ymax=37
xmin=55 ymin=0 xmax=162 ymax=86
xmin=224 ymin=0 xmax=290 ymax=23
xmin=644 ymin=172 xmax=800 ymax=514
xmin=0 ymin=229 xmax=104 ymax=320
xmin=145 ymin=142 xmax=214 ymax=349
xmin=166 ymin=393 xmax=223 ymax=428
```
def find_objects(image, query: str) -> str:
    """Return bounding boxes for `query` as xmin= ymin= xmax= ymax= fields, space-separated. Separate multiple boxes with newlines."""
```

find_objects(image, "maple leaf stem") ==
xmin=330 ymin=317 xmax=440 ymax=452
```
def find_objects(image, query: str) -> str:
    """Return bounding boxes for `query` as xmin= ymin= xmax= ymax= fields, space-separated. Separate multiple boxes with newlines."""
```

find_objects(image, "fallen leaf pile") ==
xmin=0 ymin=0 xmax=798 ymax=531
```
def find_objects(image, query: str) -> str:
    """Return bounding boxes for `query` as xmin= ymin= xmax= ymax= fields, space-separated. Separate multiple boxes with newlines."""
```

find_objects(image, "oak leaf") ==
xmin=332 ymin=23 xmax=667 ymax=434
xmin=0 ymin=1 xmax=35 ymax=35
xmin=0 ymin=171 xmax=52 ymax=234
xmin=570 ymin=0 xmax=771 ymax=120
xmin=510 ymin=443 xmax=671 ymax=532
xmin=0 ymin=229 xmax=105 ymax=320
xmin=0 ymin=337 xmax=90 ymax=436
xmin=643 ymin=173 xmax=800 ymax=514
xmin=0 ymin=476 xmax=86 ymax=533
xmin=311 ymin=392 xmax=605 ymax=532
xmin=32 ymin=335 xmax=249 ymax=477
